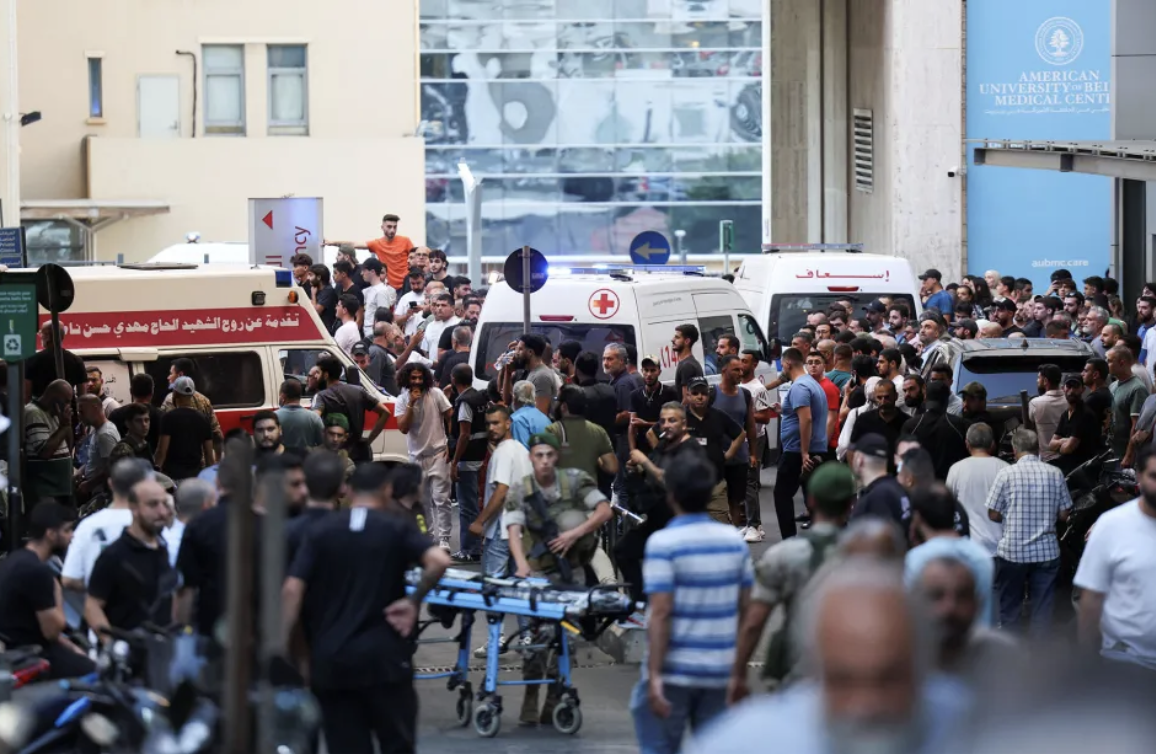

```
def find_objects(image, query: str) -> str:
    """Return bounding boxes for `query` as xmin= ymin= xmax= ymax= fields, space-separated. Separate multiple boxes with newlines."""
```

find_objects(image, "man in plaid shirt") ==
xmin=986 ymin=428 xmax=1072 ymax=637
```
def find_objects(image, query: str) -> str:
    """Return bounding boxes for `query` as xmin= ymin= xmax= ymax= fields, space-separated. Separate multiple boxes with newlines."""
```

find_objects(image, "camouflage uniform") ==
xmin=504 ymin=466 xmax=607 ymax=725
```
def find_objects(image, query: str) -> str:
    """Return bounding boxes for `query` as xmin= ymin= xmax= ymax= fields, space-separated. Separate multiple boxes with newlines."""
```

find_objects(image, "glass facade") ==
xmin=420 ymin=0 xmax=763 ymax=258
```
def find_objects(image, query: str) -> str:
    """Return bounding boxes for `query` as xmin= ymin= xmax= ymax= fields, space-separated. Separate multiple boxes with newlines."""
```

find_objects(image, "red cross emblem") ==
xmin=589 ymin=289 xmax=620 ymax=320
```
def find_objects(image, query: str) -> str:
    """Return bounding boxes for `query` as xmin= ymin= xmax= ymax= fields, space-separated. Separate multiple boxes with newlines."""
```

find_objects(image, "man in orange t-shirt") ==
xmin=329 ymin=213 xmax=413 ymax=290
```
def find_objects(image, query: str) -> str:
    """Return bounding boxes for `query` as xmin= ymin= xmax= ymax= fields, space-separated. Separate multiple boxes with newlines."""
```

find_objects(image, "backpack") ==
xmin=762 ymin=527 xmax=841 ymax=682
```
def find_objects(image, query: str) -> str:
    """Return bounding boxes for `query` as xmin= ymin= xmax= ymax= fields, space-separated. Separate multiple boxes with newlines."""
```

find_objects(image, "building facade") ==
xmin=10 ymin=0 xmax=425 ymax=263
xmin=419 ymin=0 xmax=764 ymax=259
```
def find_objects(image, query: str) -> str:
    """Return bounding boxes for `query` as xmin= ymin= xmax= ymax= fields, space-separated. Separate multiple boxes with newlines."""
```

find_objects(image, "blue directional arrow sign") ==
xmin=629 ymin=230 xmax=671 ymax=265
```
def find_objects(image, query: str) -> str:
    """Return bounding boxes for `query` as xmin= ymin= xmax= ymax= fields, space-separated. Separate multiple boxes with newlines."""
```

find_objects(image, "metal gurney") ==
xmin=406 ymin=567 xmax=637 ymax=737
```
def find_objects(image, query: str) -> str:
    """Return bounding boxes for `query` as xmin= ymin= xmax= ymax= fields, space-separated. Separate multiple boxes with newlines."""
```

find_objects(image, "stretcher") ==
xmin=406 ymin=567 xmax=637 ymax=737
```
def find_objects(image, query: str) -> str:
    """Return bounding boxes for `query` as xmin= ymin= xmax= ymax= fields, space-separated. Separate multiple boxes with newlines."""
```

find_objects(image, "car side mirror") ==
xmin=766 ymin=338 xmax=782 ymax=361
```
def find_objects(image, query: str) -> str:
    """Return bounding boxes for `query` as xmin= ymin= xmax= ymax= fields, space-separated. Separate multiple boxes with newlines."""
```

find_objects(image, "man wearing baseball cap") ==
xmin=991 ymin=298 xmax=1023 ymax=336
xmin=684 ymin=376 xmax=746 ymax=525
xmin=919 ymin=269 xmax=954 ymax=323
xmin=629 ymin=354 xmax=679 ymax=452
xmin=952 ymin=318 xmax=978 ymax=340
xmin=848 ymin=433 xmax=907 ymax=525
xmin=863 ymin=300 xmax=887 ymax=332
xmin=730 ymin=461 xmax=857 ymax=696
xmin=156 ymin=376 xmax=216 ymax=481
xmin=1048 ymin=374 xmax=1102 ymax=475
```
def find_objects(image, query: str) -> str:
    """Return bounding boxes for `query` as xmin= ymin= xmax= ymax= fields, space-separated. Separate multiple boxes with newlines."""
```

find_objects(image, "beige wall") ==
xmin=17 ymin=0 xmax=424 ymax=259
xmin=87 ymin=137 xmax=425 ymax=261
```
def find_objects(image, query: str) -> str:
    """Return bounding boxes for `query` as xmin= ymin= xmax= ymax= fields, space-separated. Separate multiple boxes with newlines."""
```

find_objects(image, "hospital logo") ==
xmin=1035 ymin=17 xmax=1084 ymax=66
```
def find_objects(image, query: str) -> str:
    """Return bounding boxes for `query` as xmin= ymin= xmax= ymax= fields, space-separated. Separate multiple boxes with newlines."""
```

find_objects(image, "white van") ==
xmin=470 ymin=266 xmax=777 ymax=389
xmin=34 ymin=263 xmax=407 ymax=463
xmin=734 ymin=249 xmax=923 ymax=345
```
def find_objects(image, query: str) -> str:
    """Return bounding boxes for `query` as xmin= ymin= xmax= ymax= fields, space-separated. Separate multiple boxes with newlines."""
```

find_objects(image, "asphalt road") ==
xmin=412 ymin=466 xmax=793 ymax=753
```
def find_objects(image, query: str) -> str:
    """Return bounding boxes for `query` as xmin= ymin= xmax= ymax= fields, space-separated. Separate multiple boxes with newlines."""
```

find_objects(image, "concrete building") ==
xmin=763 ymin=0 xmax=964 ymax=278
xmin=2 ymin=0 xmax=425 ymax=263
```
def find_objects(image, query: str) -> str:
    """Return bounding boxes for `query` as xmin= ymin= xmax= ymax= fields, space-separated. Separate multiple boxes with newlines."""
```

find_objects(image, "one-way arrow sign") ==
xmin=629 ymin=231 xmax=671 ymax=265
xmin=262 ymin=211 xmax=274 ymax=230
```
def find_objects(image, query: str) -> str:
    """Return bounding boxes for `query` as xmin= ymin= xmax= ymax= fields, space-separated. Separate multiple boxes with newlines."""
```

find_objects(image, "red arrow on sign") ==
xmin=262 ymin=211 xmax=274 ymax=230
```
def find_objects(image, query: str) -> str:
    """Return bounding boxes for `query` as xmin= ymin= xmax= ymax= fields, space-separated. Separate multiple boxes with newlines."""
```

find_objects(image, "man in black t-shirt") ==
xmin=574 ymin=351 xmax=617 ymax=439
xmin=1081 ymin=357 xmax=1112 ymax=429
xmin=109 ymin=373 xmax=162 ymax=455
xmin=1049 ymin=375 xmax=1103 ymax=475
xmin=849 ymin=379 xmax=907 ymax=463
xmin=629 ymin=355 xmax=680 ymax=450
xmin=0 ymin=503 xmax=92 ymax=679
xmin=285 ymin=451 xmax=343 ymax=568
xmin=85 ymin=474 xmax=174 ymax=639
xmin=308 ymin=264 xmax=340 ymax=334
xmin=156 ymin=377 xmax=214 ymax=481
xmin=684 ymin=377 xmax=744 ymax=524
xmin=24 ymin=321 xmax=87 ymax=397
xmin=312 ymin=358 xmax=391 ymax=462
xmin=848 ymin=434 xmax=909 ymax=525
xmin=282 ymin=464 xmax=450 ymax=754
xmin=672 ymin=323 xmax=704 ymax=403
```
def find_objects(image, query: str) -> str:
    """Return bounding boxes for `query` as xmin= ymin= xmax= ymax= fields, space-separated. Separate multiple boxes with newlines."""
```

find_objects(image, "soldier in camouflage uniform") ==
xmin=505 ymin=432 xmax=613 ymax=726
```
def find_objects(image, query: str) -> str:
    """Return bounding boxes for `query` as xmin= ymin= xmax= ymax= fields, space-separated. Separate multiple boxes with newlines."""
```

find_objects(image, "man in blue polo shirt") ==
xmin=919 ymin=268 xmax=954 ymax=323
xmin=632 ymin=453 xmax=753 ymax=754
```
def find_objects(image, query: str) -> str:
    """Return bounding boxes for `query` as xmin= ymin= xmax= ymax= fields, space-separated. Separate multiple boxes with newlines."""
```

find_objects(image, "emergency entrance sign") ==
xmin=248 ymin=197 xmax=324 ymax=269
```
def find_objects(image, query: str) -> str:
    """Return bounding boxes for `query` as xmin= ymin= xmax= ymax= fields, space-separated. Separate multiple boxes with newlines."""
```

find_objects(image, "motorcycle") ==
xmin=1059 ymin=451 xmax=1137 ymax=587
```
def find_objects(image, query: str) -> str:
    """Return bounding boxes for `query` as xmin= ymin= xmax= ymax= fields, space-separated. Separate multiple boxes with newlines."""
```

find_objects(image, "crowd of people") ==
xmin=2 ymin=219 xmax=1156 ymax=754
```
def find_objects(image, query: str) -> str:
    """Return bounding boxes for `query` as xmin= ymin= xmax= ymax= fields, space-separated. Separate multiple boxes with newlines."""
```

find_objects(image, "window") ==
xmin=697 ymin=315 xmax=735 ymax=376
xmin=268 ymin=45 xmax=308 ymax=135
xmin=203 ymin=45 xmax=245 ymax=135
xmin=87 ymin=57 xmax=103 ymax=118
xmin=474 ymin=322 xmax=636 ymax=381
xmin=144 ymin=352 xmax=265 ymax=408
xmin=737 ymin=314 xmax=768 ymax=356
xmin=769 ymin=293 xmax=918 ymax=343
xmin=279 ymin=348 xmax=339 ymax=398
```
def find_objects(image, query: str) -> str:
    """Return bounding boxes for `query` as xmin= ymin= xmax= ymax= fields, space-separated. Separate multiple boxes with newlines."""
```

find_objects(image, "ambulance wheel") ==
xmin=473 ymin=703 xmax=501 ymax=737
xmin=552 ymin=702 xmax=582 ymax=735
xmin=456 ymin=691 xmax=473 ymax=727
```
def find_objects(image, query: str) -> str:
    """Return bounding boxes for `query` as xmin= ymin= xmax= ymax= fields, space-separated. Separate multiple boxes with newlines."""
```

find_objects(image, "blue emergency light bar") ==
xmin=548 ymin=265 xmax=705 ymax=277
xmin=274 ymin=269 xmax=293 ymax=287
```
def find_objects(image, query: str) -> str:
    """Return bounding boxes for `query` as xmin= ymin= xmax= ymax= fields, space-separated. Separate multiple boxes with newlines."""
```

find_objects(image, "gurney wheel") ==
xmin=456 ymin=691 xmax=473 ymax=728
xmin=473 ymin=703 xmax=501 ymax=738
xmin=552 ymin=702 xmax=582 ymax=735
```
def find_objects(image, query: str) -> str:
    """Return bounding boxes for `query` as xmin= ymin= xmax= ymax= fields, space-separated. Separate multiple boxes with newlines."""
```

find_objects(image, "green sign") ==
xmin=0 ymin=284 xmax=39 ymax=362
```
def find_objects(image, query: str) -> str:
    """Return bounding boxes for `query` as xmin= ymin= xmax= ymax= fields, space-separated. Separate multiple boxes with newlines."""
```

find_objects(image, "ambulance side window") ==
xmin=697 ymin=315 xmax=735 ymax=375
xmin=279 ymin=348 xmax=338 ymax=398
xmin=145 ymin=352 xmax=265 ymax=408
xmin=737 ymin=314 xmax=768 ymax=355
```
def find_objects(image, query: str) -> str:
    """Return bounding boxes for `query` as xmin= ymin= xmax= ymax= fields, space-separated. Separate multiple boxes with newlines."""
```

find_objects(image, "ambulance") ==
xmin=734 ymin=248 xmax=923 ymax=346
xmin=469 ymin=265 xmax=777 ymax=389
xmin=35 ymin=263 xmax=407 ymax=463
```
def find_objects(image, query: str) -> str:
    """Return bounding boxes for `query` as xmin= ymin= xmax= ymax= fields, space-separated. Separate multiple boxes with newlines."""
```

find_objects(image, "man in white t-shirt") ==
xmin=395 ymin=361 xmax=454 ymax=551
xmin=360 ymin=258 xmax=396 ymax=338
xmin=469 ymin=404 xmax=533 ymax=578
xmin=333 ymin=294 xmax=362 ymax=355
xmin=945 ymin=422 xmax=1007 ymax=557
xmin=1074 ymin=445 xmax=1156 ymax=671
xmin=420 ymin=293 xmax=460 ymax=365
xmin=62 ymin=459 xmax=153 ymax=595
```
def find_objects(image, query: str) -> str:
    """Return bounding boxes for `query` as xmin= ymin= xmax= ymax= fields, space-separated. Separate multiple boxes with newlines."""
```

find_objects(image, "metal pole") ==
xmin=6 ymin=360 xmax=21 ymax=551
xmin=257 ymin=469 xmax=286 ymax=754
xmin=675 ymin=229 xmax=687 ymax=265
xmin=459 ymin=161 xmax=483 ymax=285
xmin=719 ymin=219 xmax=733 ymax=275
xmin=521 ymin=245 xmax=531 ymax=334
xmin=223 ymin=437 xmax=255 ymax=754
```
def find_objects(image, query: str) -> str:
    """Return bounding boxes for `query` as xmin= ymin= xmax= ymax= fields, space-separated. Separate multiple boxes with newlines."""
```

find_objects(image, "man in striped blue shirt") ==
xmin=631 ymin=453 xmax=753 ymax=754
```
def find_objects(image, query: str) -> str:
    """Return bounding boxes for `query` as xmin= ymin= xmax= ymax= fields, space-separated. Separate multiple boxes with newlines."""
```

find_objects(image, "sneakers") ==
xmin=473 ymin=634 xmax=505 ymax=659
xmin=744 ymin=525 xmax=765 ymax=543
xmin=736 ymin=526 xmax=750 ymax=539
xmin=438 ymin=539 xmax=452 ymax=552
xmin=451 ymin=550 xmax=480 ymax=564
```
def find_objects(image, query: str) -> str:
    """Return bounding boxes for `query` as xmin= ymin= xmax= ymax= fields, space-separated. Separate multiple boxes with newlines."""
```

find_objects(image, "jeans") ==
xmin=456 ymin=465 xmax=482 ymax=556
xmin=630 ymin=679 xmax=728 ymax=754
xmin=745 ymin=435 xmax=764 ymax=526
xmin=773 ymin=451 xmax=805 ymax=539
xmin=993 ymin=556 xmax=1060 ymax=637
xmin=482 ymin=535 xmax=512 ymax=578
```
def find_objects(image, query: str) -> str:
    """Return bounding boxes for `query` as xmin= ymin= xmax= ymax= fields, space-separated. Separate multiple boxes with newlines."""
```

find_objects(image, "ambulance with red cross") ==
xmin=469 ymin=265 xmax=777 ymax=389
xmin=36 ymin=263 xmax=407 ymax=463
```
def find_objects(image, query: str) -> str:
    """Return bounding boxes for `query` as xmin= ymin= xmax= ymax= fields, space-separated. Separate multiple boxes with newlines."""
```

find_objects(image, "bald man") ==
xmin=686 ymin=558 xmax=968 ymax=754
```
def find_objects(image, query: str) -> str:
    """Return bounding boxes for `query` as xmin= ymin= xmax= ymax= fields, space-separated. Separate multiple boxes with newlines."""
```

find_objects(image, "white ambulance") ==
xmin=734 ymin=248 xmax=923 ymax=346
xmin=469 ymin=265 xmax=777 ymax=389
xmin=34 ymin=263 xmax=407 ymax=463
